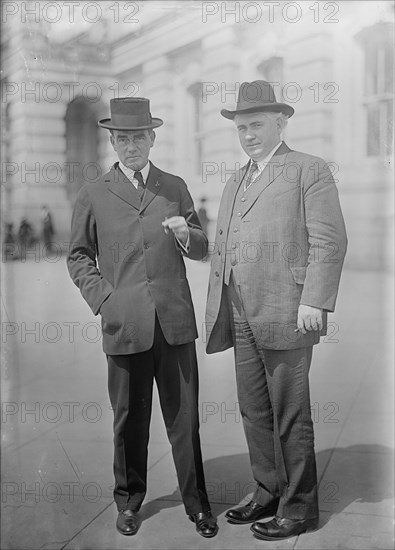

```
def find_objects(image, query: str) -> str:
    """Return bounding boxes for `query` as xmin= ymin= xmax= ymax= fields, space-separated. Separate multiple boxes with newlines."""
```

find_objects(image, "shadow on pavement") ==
xmin=140 ymin=445 xmax=394 ymax=521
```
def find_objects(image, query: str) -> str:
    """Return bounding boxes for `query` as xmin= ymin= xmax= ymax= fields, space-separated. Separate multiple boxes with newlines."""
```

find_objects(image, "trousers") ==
xmin=225 ymin=273 xmax=318 ymax=519
xmin=107 ymin=315 xmax=210 ymax=515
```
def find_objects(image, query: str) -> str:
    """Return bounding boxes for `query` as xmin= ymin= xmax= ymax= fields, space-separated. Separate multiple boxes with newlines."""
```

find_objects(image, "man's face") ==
xmin=111 ymin=129 xmax=155 ymax=170
xmin=234 ymin=112 xmax=281 ymax=162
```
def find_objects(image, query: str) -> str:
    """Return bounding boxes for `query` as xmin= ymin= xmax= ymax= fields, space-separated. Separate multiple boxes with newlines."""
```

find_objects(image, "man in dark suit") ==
xmin=205 ymin=81 xmax=347 ymax=540
xmin=67 ymin=97 xmax=217 ymax=538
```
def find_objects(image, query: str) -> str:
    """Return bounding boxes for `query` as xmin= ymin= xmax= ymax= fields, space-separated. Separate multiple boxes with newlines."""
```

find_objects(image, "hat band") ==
xmin=111 ymin=112 xmax=152 ymax=127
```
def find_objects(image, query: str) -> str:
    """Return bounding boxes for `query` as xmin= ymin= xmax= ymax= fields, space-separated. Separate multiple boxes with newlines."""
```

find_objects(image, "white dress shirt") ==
xmin=119 ymin=160 xmax=150 ymax=188
xmin=244 ymin=140 xmax=283 ymax=191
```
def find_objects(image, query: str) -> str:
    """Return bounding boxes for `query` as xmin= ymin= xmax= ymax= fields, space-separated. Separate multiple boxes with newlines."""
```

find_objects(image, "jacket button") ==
xmin=139 ymin=214 xmax=144 ymax=219
xmin=232 ymin=243 xmax=236 ymax=249
xmin=147 ymin=278 xmax=151 ymax=283
xmin=237 ymin=212 xmax=241 ymax=217
xmin=233 ymin=227 xmax=238 ymax=233
xmin=215 ymin=271 xmax=219 ymax=277
xmin=219 ymin=229 xmax=223 ymax=235
xmin=231 ymin=259 xmax=237 ymax=266
xmin=218 ymin=250 xmax=221 ymax=255
xmin=241 ymin=197 xmax=246 ymax=202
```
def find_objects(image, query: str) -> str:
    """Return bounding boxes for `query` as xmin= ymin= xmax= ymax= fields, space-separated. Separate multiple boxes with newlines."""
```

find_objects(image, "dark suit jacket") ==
xmin=205 ymin=142 xmax=348 ymax=352
xmin=67 ymin=162 xmax=208 ymax=355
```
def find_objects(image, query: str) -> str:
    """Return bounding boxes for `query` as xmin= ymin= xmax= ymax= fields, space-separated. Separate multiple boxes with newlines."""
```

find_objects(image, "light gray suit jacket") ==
xmin=205 ymin=142 xmax=348 ymax=352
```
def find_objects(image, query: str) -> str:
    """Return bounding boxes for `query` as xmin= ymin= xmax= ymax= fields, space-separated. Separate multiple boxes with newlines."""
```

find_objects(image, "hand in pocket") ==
xmin=100 ymin=293 xmax=121 ymax=330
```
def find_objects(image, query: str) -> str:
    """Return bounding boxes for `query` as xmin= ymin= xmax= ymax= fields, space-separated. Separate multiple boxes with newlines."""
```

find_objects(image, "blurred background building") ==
xmin=1 ymin=0 xmax=393 ymax=269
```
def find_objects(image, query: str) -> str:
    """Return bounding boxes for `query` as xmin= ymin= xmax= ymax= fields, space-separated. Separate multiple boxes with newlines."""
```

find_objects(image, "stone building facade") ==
xmin=1 ymin=1 xmax=393 ymax=269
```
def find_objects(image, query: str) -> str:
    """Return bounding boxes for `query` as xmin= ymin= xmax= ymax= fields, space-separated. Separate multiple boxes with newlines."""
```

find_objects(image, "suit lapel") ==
xmin=241 ymin=142 xmax=292 ymax=218
xmin=106 ymin=163 xmax=141 ymax=211
xmin=140 ymin=163 xmax=162 ymax=213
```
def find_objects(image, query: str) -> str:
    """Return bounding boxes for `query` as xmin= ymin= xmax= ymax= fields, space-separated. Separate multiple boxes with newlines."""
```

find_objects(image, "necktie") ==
xmin=245 ymin=161 xmax=259 ymax=190
xmin=134 ymin=171 xmax=145 ymax=200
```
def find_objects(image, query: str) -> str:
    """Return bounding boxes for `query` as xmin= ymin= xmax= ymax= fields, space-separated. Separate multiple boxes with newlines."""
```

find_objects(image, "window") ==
xmin=357 ymin=22 xmax=393 ymax=157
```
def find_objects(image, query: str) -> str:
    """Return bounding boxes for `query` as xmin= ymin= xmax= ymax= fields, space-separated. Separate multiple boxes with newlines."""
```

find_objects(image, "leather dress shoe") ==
xmin=116 ymin=509 xmax=139 ymax=536
xmin=225 ymin=500 xmax=278 ymax=524
xmin=189 ymin=510 xmax=218 ymax=538
xmin=251 ymin=515 xmax=319 ymax=540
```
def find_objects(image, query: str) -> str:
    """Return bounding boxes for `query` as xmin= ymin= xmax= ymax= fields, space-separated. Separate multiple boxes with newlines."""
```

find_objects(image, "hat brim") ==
xmin=221 ymin=103 xmax=294 ymax=119
xmin=98 ymin=117 xmax=164 ymax=130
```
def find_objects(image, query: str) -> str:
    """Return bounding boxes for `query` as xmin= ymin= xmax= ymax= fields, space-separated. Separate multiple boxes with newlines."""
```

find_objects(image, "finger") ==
xmin=303 ymin=315 xmax=313 ymax=331
xmin=169 ymin=223 xmax=187 ymax=232
xmin=309 ymin=314 xmax=319 ymax=331
xmin=163 ymin=219 xmax=186 ymax=230
xmin=162 ymin=216 xmax=183 ymax=225
xmin=170 ymin=226 xmax=188 ymax=236
xmin=162 ymin=218 xmax=174 ymax=227
xmin=317 ymin=315 xmax=323 ymax=331
xmin=297 ymin=316 xmax=306 ymax=335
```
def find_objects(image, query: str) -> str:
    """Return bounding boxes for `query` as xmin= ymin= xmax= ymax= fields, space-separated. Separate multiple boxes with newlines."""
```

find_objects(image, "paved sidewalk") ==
xmin=1 ymin=256 xmax=394 ymax=549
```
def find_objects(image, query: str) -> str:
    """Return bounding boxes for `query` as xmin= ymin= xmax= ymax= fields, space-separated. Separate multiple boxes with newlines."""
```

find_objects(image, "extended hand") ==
xmin=297 ymin=304 xmax=323 ymax=334
xmin=162 ymin=216 xmax=189 ymax=244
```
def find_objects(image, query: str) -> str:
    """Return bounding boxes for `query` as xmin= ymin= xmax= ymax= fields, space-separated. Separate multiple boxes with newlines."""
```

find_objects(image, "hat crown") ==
xmin=220 ymin=80 xmax=294 ymax=119
xmin=110 ymin=97 xmax=151 ymax=117
xmin=237 ymin=80 xmax=277 ymax=110
xmin=98 ymin=97 xmax=163 ymax=130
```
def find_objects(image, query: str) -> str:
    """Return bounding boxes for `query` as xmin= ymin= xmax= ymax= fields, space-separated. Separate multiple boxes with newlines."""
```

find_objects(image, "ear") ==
xmin=276 ymin=116 xmax=286 ymax=135
xmin=149 ymin=130 xmax=156 ymax=148
xmin=110 ymin=133 xmax=116 ymax=150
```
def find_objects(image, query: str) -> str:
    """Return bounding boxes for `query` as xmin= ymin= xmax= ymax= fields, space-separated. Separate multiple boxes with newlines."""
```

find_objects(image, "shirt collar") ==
xmin=119 ymin=160 xmax=150 ymax=183
xmin=253 ymin=140 xmax=283 ymax=172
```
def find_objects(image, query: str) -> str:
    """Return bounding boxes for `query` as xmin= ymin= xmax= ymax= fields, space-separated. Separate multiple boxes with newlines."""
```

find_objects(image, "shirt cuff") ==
xmin=176 ymin=230 xmax=190 ymax=254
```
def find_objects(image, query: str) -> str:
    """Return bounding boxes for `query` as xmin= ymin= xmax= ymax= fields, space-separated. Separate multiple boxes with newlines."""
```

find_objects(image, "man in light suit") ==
xmin=205 ymin=81 xmax=347 ymax=540
xmin=67 ymin=97 xmax=218 ymax=538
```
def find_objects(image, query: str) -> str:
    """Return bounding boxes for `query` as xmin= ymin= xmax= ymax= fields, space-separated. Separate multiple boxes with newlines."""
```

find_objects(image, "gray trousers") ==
xmin=226 ymin=273 xmax=319 ymax=520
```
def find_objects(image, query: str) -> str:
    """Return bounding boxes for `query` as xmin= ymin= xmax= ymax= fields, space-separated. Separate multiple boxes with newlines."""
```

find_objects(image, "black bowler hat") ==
xmin=98 ymin=97 xmax=163 ymax=130
xmin=221 ymin=80 xmax=294 ymax=119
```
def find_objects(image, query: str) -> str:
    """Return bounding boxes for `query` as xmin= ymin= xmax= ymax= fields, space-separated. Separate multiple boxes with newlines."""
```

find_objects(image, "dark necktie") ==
xmin=134 ymin=171 xmax=145 ymax=200
xmin=245 ymin=161 xmax=259 ymax=190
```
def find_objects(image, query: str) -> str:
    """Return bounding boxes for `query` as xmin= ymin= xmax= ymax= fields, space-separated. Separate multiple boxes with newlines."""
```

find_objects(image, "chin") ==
xmin=125 ymin=161 xmax=140 ymax=170
xmin=245 ymin=148 xmax=262 ymax=159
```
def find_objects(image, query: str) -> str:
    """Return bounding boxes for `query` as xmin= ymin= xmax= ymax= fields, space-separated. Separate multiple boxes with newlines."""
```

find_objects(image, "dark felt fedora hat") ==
xmin=98 ymin=97 xmax=164 ymax=130
xmin=221 ymin=80 xmax=294 ymax=119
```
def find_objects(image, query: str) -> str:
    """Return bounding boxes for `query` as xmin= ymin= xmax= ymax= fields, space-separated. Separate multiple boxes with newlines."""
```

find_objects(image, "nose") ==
xmin=126 ymin=139 xmax=138 ymax=152
xmin=245 ymin=129 xmax=256 ymax=141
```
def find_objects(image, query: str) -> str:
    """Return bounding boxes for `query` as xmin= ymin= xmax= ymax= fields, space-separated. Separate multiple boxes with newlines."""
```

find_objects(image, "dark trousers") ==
xmin=226 ymin=274 xmax=318 ymax=519
xmin=107 ymin=315 xmax=209 ymax=515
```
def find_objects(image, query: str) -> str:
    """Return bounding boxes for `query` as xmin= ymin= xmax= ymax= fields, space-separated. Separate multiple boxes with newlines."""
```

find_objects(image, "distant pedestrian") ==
xmin=2 ymin=223 xmax=17 ymax=261
xmin=41 ymin=205 xmax=55 ymax=253
xmin=17 ymin=218 xmax=35 ymax=260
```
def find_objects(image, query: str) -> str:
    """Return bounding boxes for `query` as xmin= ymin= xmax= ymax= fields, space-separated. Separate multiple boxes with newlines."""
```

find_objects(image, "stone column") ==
xmin=285 ymin=24 xmax=334 ymax=160
xmin=201 ymin=27 xmax=242 ymax=226
xmin=143 ymin=56 xmax=173 ymax=171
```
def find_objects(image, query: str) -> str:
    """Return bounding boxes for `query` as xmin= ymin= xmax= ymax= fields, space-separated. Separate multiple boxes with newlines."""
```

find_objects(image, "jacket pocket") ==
xmin=290 ymin=266 xmax=307 ymax=285
xmin=100 ymin=292 xmax=122 ymax=330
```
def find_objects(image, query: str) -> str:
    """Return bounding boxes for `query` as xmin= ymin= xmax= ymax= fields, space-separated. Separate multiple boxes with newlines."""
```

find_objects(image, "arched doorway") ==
xmin=65 ymin=97 xmax=107 ymax=204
